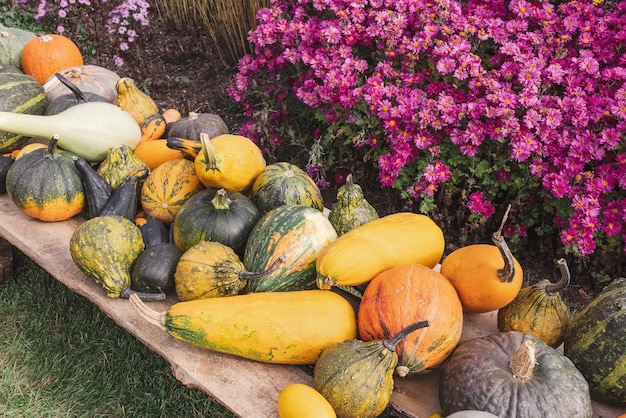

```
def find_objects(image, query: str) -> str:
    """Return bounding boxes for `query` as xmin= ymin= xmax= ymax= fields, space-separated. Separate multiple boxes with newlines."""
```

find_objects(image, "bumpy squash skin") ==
xmin=277 ymin=383 xmax=336 ymax=418
xmin=164 ymin=290 xmax=357 ymax=364
xmin=174 ymin=241 xmax=248 ymax=301
xmin=172 ymin=188 xmax=260 ymax=256
xmin=358 ymin=264 xmax=463 ymax=376
xmin=439 ymin=332 xmax=593 ymax=418
xmin=69 ymin=215 xmax=144 ymax=298
xmin=328 ymin=173 xmax=379 ymax=236
xmin=244 ymin=205 xmax=338 ymax=292
xmin=96 ymin=144 xmax=149 ymax=190
xmin=563 ymin=277 xmax=626 ymax=406
xmin=316 ymin=212 xmax=444 ymax=289
xmin=6 ymin=139 xmax=84 ymax=222
xmin=251 ymin=162 xmax=324 ymax=215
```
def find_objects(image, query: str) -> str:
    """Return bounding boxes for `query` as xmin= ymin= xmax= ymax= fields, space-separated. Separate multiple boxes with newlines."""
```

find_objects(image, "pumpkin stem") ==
xmin=239 ymin=256 xmax=284 ymax=282
xmin=546 ymin=258 xmax=571 ymax=294
xmin=211 ymin=189 xmax=231 ymax=210
xmin=47 ymin=134 xmax=60 ymax=155
xmin=382 ymin=320 xmax=430 ymax=352
xmin=120 ymin=286 xmax=167 ymax=302
xmin=510 ymin=339 xmax=537 ymax=380
xmin=200 ymin=132 xmax=220 ymax=172
xmin=492 ymin=204 xmax=516 ymax=283
xmin=344 ymin=173 xmax=355 ymax=190
xmin=55 ymin=72 xmax=86 ymax=103
xmin=128 ymin=293 xmax=167 ymax=330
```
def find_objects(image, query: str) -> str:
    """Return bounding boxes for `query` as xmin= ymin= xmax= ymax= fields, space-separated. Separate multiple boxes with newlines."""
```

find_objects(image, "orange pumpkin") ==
xmin=162 ymin=108 xmax=182 ymax=124
xmin=21 ymin=34 xmax=84 ymax=84
xmin=140 ymin=158 xmax=204 ymax=224
xmin=357 ymin=263 xmax=463 ymax=376
xmin=133 ymin=139 xmax=185 ymax=170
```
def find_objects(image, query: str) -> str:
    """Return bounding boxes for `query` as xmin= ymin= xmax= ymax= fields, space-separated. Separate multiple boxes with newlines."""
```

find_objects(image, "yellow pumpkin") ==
xmin=277 ymin=383 xmax=336 ymax=418
xmin=194 ymin=133 xmax=265 ymax=192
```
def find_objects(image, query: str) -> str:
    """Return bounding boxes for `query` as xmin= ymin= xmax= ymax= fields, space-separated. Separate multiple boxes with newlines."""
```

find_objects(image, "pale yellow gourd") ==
xmin=277 ymin=383 xmax=336 ymax=418
xmin=0 ymin=102 xmax=141 ymax=161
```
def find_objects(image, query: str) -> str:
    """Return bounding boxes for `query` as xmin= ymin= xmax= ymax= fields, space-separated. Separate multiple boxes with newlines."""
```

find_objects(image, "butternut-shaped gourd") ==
xmin=316 ymin=212 xmax=444 ymax=289
xmin=0 ymin=102 xmax=141 ymax=162
xmin=129 ymin=290 xmax=357 ymax=365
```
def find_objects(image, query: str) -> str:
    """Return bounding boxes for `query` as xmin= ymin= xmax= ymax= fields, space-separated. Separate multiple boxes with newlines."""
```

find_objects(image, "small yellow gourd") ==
xmin=277 ymin=383 xmax=336 ymax=418
xmin=113 ymin=77 xmax=159 ymax=125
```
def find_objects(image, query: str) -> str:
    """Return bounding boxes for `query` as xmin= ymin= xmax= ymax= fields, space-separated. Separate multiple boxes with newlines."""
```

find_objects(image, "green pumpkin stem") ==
xmin=510 ymin=339 xmax=537 ymax=380
xmin=546 ymin=258 xmax=571 ymax=294
xmin=200 ymin=132 xmax=220 ymax=172
xmin=47 ymin=134 xmax=60 ymax=155
xmin=493 ymin=204 xmax=516 ymax=283
xmin=211 ymin=188 xmax=232 ymax=210
xmin=382 ymin=320 xmax=430 ymax=352
xmin=239 ymin=256 xmax=284 ymax=282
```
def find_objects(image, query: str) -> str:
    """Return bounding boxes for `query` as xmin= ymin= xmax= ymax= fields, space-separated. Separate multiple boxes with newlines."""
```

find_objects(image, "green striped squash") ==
xmin=244 ymin=205 xmax=337 ymax=292
xmin=250 ymin=162 xmax=324 ymax=215
xmin=0 ymin=72 xmax=48 ymax=153
xmin=563 ymin=276 xmax=626 ymax=406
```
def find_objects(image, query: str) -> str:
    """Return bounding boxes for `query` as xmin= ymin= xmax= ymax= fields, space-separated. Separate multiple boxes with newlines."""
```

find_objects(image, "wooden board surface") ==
xmin=0 ymin=193 xmax=623 ymax=418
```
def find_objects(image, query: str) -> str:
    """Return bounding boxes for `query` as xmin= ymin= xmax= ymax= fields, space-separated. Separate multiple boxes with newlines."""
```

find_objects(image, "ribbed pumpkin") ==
xmin=44 ymin=71 xmax=109 ymax=115
xmin=357 ymin=263 xmax=463 ymax=376
xmin=439 ymin=332 xmax=593 ymax=418
xmin=313 ymin=320 xmax=430 ymax=418
xmin=0 ymin=24 xmax=36 ymax=70
xmin=244 ymin=205 xmax=338 ymax=292
xmin=250 ymin=162 xmax=324 ymax=215
xmin=328 ymin=173 xmax=379 ymax=235
xmin=194 ymin=133 xmax=266 ymax=192
xmin=498 ymin=258 xmax=571 ymax=348
xmin=563 ymin=276 xmax=626 ymax=406
xmin=172 ymin=188 xmax=260 ymax=256
xmin=6 ymin=136 xmax=84 ymax=221
xmin=166 ymin=112 xmax=228 ymax=141
xmin=0 ymin=71 xmax=48 ymax=153
xmin=140 ymin=158 xmax=204 ymax=225
xmin=97 ymin=144 xmax=149 ymax=190
xmin=20 ymin=34 xmax=84 ymax=85
xmin=113 ymin=77 xmax=159 ymax=125
xmin=43 ymin=64 xmax=120 ymax=103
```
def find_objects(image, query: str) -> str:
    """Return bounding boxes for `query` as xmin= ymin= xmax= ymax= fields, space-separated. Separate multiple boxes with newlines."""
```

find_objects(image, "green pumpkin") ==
xmin=328 ymin=173 xmax=379 ymax=236
xmin=313 ymin=320 xmax=430 ymax=418
xmin=131 ymin=243 xmax=182 ymax=294
xmin=250 ymin=162 xmax=324 ymax=215
xmin=0 ymin=153 xmax=14 ymax=194
xmin=563 ymin=277 xmax=626 ymax=406
xmin=0 ymin=24 xmax=36 ymax=70
xmin=6 ymin=136 xmax=84 ymax=222
xmin=244 ymin=205 xmax=337 ymax=292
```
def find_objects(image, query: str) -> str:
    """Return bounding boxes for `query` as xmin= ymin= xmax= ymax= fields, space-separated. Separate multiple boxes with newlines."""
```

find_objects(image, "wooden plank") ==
xmin=0 ymin=193 xmax=624 ymax=418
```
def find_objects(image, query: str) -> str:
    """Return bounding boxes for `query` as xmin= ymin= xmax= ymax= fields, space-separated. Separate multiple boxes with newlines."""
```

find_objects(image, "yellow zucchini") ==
xmin=129 ymin=290 xmax=357 ymax=365
xmin=315 ymin=212 xmax=444 ymax=289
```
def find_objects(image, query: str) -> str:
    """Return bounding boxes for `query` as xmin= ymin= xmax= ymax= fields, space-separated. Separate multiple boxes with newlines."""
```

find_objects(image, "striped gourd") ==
xmin=0 ymin=72 xmax=48 ymax=153
xmin=563 ymin=277 xmax=626 ymax=406
xmin=244 ymin=205 xmax=337 ymax=292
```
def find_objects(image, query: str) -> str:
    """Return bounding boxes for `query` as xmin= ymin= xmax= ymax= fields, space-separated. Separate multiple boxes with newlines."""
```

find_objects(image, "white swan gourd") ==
xmin=0 ymin=101 xmax=141 ymax=162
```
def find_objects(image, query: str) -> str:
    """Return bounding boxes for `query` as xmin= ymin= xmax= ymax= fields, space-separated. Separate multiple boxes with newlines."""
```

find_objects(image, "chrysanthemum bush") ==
xmin=14 ymin=0 xmax=150 ymax=67
xmin=230 ymin=0 xmax=626 ymax=278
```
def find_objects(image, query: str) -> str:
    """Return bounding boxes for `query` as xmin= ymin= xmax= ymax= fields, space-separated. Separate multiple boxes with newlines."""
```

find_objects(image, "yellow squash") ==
xmin=129 ymin=289 xmax=357 ymax=365
xmin=277 ymin=383 xmax=336 ymax=418
xmin=316 ymin=212 xmax=445 ymax=289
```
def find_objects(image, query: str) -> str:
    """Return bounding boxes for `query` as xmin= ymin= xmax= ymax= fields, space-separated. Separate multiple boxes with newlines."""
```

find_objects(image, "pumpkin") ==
xmin=97 ymin=144 xmax=149 ymax=190
xmin=316 ymin=212 xmax=445 ymax=289
xmin=140 ymin=158 xmax=204 ymax=225
xmin=129 ymin=289 xmax=358 ymax=364
xmin=498 ymin=258 xmax=571 ymax=348
xmin=0 ymin=24 xmax=36 ymax=70
xmin=5 ymin=135 xmax=84 ymax=222
xmin=14 ymin=142 xmax=47 ymax=160
xmin=166 ymin=111 xmax=228 ymax=141
xmin=244 ymin=205 xmax=338 ymax=292
xmin=250 ymin=162 xmax=324 ymax=215
xmin=357 ymin=263 xmax=463 ymax=376
xmin=138 ymin=113 xmax=167 ymax=143
xmin=131 ymin=243 xmax=182 ymax=294
xmin=277 ymin=383 xmax=336 ymax=418
xmin=328 ymin=173 xmax=379 ymax=236
xmin=313 ymin=320 xmax=430 ymax=418
xmin=174 ymin=240 xmax=281 ymax=301
xmin=439 ymin=332 xmax=593 ymax=418
xmin=133 ymin=138 xmax=186 ymax=170
xmin=44 ymin=71 xmax=109 ymax=115
xmin=0 ymin=63 xmax=22 ymax=74
xmin=134 ymin=211 xmax=170 ymax=248
xmin=194 ymin=133 xmax=266 ymax=192
xmin=43 ymin=64 xmax=120 ymax=103
xmin=0 ymin=153 xmax=15 ymax=194
xmin=20 ymin=34 xmax=84 ymax=85
xmin=172 ymin=188 xmax=260 ymax=256
xmin=439 ymin=209 xmax=523 ymax=313
xmin=113 ymin=77 xmax=159 ymax=125
xmin=0 ymin=71 xmax=48 ymax=153
xmin=563 ymin=276 xmax=626 ymax=406
xmin=74 ymin=156 xmax=113 ymax=218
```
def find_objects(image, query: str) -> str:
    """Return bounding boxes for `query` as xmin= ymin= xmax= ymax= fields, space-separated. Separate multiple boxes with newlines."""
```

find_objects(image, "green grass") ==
xmin=0 ymin=250 xmax=236 ymax=418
